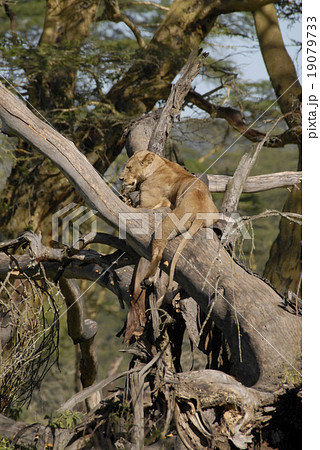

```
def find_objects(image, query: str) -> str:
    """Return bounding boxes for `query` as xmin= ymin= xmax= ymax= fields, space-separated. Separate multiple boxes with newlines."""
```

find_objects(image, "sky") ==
xmin=207 ymin=15 xmax=301 ymax=87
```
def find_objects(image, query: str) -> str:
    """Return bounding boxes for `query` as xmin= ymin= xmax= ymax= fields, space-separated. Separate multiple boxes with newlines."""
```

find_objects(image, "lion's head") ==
xmin=119 ymin=151 xmax=156 ymax=195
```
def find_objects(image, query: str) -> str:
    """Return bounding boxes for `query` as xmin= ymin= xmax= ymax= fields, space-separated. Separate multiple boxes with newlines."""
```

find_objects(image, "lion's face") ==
xmin=119 ymin=151 xmax=156 ymax=195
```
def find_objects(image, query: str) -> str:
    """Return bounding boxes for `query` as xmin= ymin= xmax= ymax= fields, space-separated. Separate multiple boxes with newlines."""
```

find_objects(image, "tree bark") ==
xmin=30 ymin=0 xmax=99 ymax=110
xmin=253 ymin=4 xmax=302 ymax=296
xmin=0 ymin=413 xmax=72 ymax=449
xmin=206 ymin=171 xmax=301 ymax=193
xmin=263 ymin=182 xmax=302 ymax=298
xmin=253 ymin=4 xmax=302 ymax=131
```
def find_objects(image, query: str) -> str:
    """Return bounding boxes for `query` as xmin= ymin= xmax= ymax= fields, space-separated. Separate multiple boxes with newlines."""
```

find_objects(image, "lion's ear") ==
xmin=141 ymin=152 xmax=155 ymax=167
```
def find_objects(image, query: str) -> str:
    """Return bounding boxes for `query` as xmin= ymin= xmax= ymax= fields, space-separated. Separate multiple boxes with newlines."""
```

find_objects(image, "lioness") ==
xmin=119 ymin=150 xmax=219 ymax=288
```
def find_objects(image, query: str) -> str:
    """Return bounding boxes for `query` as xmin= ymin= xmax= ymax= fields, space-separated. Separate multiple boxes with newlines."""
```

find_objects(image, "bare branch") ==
xmin=99 ymin=0 xmax=147 ymax=48
xmin=204 ymin=171 xmax=301 ymax=193
xmin=0 ymin=231 xmax=137 ymax=268
xmin=221 ymin=115 xmax=286 ymax=215
xmin=58 ymin=368 xmax=138 ymax=412
xmin=120 ymin=1 xmax=169 ymax=11
xmin=3 ymin=1 xmax=18 ymax=45
xmin=187 ymin=89 xmax=301 ymax=147
xmin=148 ymin=49 xmax=208 ymax=156
xmin=69 ymin=231 xmax=138 ymax=255
xmin=0 ymin=232 xmax=136 ymax=311
xmin=242 ymin=209 xmax=302 ymax=226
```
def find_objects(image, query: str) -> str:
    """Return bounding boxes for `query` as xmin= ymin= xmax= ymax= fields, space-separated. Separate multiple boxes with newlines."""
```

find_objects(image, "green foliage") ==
xmin=282 ymin=354 xmax=302 ymax=387
xmin=108 ymin=401 xmax=133 ymax=438
xmin=45 ymin=410 xmax=84 ymax=429
xmin=0 ymin=439 xmax=15 ymax=450
xmin=0 ymin=437 xmax=37 ymax=450
xmin=0 ymin=0 xmax=45 ymax=35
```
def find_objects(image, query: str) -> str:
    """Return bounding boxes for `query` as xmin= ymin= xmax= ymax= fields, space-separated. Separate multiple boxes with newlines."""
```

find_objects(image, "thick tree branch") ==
xmin=0 ymin=233 xmax=136 ymax=310
xmin=205 ymin=171 xmax=301 ymax=193
xmin=59 ymin=278 xmax=100 ymax=410
xmin=187 ymin=89 xmax=301 ymax=147
xmin=39 ymin=0 xmax=99 ymax=46
xmin=4 ymin=1 xmax=18 ymax=45
xmin=253 ymin=4 xmax=302 ymax=132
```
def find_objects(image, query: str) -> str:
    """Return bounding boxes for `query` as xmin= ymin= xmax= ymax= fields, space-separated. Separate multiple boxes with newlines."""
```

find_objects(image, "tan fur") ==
xmin=167 ymin=219 xmax=203 ymax=292
xmin=119 ymin=150 xmax=219 ymax=288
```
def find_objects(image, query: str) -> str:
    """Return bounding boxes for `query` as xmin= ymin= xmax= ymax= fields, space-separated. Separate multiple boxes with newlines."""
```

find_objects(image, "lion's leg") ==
xmin=141 ymin=240 xmax=167 ymax=287
xmin=141 ymin=209 xmax=192 ymax=287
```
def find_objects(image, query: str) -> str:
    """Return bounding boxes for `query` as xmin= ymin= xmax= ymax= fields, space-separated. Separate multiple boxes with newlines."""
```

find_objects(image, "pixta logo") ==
xmin=52 ymin=203 xmax=98 ymax=248
xmin=118 ymin=211 xmax=251 ymax=241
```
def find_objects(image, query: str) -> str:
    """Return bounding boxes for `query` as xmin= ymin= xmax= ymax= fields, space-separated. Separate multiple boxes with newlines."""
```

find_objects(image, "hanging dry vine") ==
xmin=0 ymin=271 xmax=60 ymax=414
